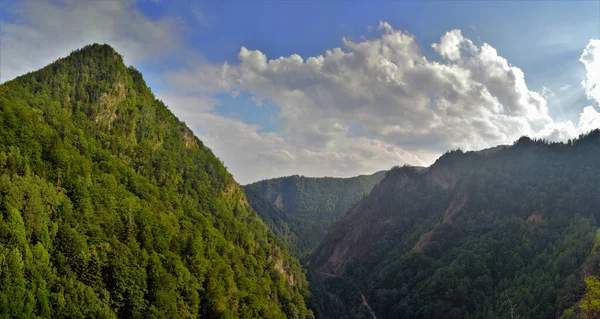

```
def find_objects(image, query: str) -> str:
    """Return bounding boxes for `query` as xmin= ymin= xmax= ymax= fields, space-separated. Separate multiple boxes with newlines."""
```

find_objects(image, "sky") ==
xmin=1 ymin=0 xmax=599 ymax=184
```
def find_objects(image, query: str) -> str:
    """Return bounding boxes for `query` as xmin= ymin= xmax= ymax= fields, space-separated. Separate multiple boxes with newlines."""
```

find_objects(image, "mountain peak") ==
xmin=69 ymin=43 xmax=123 ymax=63
xmin=0 ymin=45 xmax=314 ymax=318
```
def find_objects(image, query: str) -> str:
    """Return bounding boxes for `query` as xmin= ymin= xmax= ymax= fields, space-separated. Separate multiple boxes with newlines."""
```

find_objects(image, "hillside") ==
xmin=0 ymin=44 xmax=312 ymax=318
xmin=310 ymin=134 xmax=600 ymax=319
xmin=244 ymin=172 xmax=386 ymax=258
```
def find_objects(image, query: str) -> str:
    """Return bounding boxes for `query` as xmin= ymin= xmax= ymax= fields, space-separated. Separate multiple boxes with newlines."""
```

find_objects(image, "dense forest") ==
xmin=244 ymin=173 xmax=386 ymax=258
xmin=309 ymin=134 xmax=600 ymax=319
xmin=0 ymin=44 xmax=313 ymax=318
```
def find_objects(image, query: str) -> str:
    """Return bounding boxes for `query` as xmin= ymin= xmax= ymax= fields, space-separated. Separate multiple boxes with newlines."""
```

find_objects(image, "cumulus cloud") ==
xmin=164 ymin=23 xmax=600 ymax=182
xmin=580 ymin=39 xmax=600 ymax=105
xmin=578 ymin=105 xmax=600 ymax=133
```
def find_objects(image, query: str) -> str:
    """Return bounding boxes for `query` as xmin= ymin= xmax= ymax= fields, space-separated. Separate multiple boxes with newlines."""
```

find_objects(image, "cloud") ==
xmin=0 ymin=0 xmax=182 ymax=83
xmin=164 ymin=108 xmax=422 ymax=183
xmin=164 ymin=23 xmax=600 ymax=183
xmin=578 ymin=105 xmax=600 ymax=133
xmin=580 ymin=39 xmax=600 ymax=105
xmin=175 ymin=25 xmax=558 ymax=150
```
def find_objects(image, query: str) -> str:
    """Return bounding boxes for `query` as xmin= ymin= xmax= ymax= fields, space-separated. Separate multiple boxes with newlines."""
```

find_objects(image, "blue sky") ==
xmin=1 ymin=0 xmax=599 ymax=183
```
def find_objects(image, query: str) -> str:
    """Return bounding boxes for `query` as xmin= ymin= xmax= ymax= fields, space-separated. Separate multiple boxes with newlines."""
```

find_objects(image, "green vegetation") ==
xmin=0 ymin=44 xmax=312 ymax=318
xmin=310 ymin=133 xmax=600 ymax=319
xmin=244 ymin=172 xmax=386 ymax=258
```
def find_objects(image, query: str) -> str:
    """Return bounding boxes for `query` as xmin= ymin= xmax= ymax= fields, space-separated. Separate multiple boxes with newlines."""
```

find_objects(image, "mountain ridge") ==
xmin=0 ymin=43 xmax=313 ymax=318
xmin=243 ymin=171 xmax=387 ymax=258
xmin=309 ymin=132 xmax=600 ymax=319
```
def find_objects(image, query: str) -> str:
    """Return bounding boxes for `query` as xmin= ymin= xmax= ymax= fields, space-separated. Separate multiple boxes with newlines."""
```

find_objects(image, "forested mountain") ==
xmin=309 ymin=133 xmax=600 ymax=319
xmin=244 ymin=172 xmax=386 ymax=258
xmin=0 ymin=44 xmax=313 ymax=318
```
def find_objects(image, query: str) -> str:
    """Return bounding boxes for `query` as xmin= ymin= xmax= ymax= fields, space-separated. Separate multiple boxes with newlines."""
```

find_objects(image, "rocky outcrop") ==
xmin=95 ymin=80 xmax=126 ymax=130
xmin=274 ymin=258 xmax=295 ymax=285
xmin=183 ymin=129 xmax=196 ymax=148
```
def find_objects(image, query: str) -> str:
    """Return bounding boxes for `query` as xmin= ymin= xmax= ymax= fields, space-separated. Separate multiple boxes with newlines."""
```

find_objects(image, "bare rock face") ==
xmin=95 ymin=80 xmax=126 ymax=130
xmin=274 ymin=258 xmax=295 ymax=285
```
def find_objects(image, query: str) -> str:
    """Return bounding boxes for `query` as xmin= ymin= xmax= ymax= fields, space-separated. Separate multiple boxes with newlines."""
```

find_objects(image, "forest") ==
xmin=244 ymin=172 xmax=385 ymax=258
xmin=0 ymin=44 xmax=313 ymax=318
xmin=309 ymin=134 xmax=600 ymax=319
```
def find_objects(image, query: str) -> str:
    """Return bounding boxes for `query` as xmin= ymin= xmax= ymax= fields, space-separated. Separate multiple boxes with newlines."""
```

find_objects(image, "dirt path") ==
xmin=361 ymin=292 xmax=377 ymax=319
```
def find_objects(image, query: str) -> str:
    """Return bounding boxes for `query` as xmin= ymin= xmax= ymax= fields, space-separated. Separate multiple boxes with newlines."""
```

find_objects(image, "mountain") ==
xmin=309 ymin=134 xmax=600 ymax=319
xmin=243 ymin=172 xmax=387 ymax=258
xmin=0 ymin=44 xmax=313 ymax=318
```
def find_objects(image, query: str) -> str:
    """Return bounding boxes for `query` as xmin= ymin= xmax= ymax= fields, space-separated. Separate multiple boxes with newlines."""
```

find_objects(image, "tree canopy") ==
xmin=0 ymin=44 xmax=313 ymax=319
xmin=310 ymin=133 xmax=600 ymax=319
xmin=244 ymin=172 xmax=386 ymax=258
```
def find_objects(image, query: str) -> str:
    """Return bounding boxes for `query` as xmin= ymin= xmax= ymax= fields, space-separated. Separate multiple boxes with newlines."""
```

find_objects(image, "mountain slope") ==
xmin=310 ymin=134 xmax=600 ymax=319
xmin=244 ymin=187 xmax=323 ymax=259
xmin=0 ymin=44 xmax=312 ymax=318
xmin=244 ymin=172 xmax=386 ymax=258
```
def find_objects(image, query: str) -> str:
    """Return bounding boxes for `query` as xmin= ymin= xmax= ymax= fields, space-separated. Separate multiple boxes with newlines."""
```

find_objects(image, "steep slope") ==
xmin=310 ymin=134 xmax=600 ymax=319
xmin=244 ymin=188 xmax=323 ymax=259
xmin=0 ymin=44 xmax=313 ymax=318
xmin=244 ymin=172 xmax=386 ymax=258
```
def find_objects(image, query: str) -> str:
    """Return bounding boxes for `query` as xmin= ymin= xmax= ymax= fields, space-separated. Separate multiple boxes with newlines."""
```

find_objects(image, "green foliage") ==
xmin=0 ymin=44 xmax=312 ymax=318
xmin=581 ymin=276 xmax=600 ymax=318
xmin=311 ymin=134 xmax=600 ymax=319
xmin=244 ymin=172 xmax=386 ymax=258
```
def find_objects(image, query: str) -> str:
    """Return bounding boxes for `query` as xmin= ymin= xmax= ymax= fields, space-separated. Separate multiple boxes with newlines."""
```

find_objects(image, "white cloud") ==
xmin=578 ymin=105 xmax=600 ymax=133
xmin=580 ymin=39 xmax=600 ymax=105
xmin=163 ymin=108 xmax=421 ymax=183
xmin=164 ymin=23 xmax=600 ymax=183
xmin=432 ymin=29 xmax=472 ymax=61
